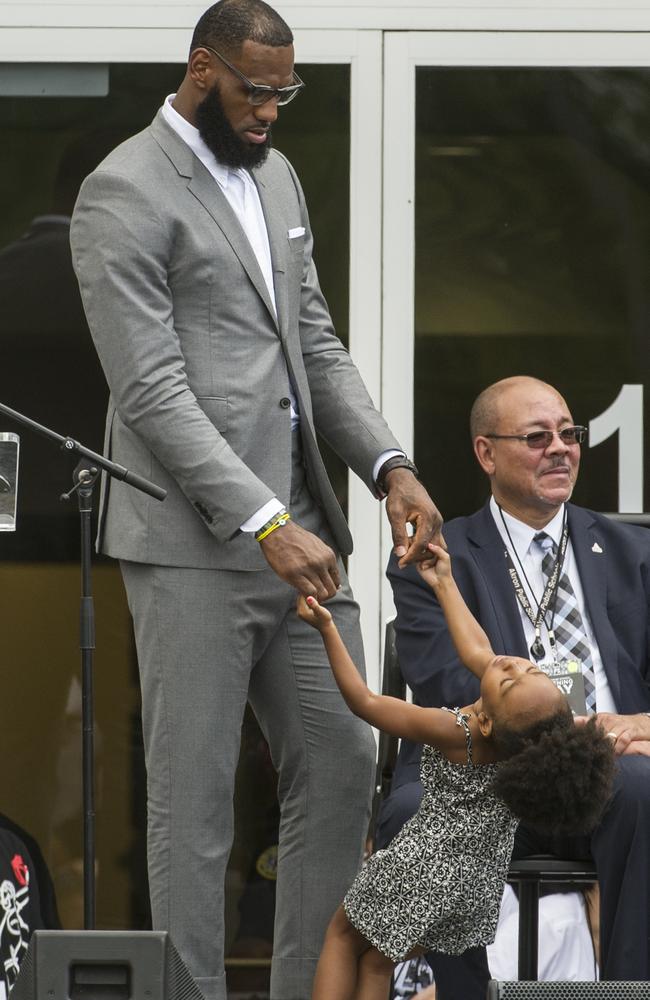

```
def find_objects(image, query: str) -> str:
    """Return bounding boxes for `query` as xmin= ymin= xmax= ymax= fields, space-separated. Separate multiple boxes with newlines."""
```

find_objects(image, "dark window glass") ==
xmin=414 ymin=68 xmax=650 ymax=515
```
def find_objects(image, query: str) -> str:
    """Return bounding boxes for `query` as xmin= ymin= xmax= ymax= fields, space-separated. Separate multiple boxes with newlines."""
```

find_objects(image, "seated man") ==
xmin=383 ymin=375 xmax=650 ymax=999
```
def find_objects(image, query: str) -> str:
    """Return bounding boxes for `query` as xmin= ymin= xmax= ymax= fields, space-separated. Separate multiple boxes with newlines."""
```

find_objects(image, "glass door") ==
xmin=382 ymin=31 xmax=650 ymax=621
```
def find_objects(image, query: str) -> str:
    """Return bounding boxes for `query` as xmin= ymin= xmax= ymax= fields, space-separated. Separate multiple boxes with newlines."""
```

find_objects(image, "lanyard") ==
xmin=499 ymin=507 xmax=569 ymax=662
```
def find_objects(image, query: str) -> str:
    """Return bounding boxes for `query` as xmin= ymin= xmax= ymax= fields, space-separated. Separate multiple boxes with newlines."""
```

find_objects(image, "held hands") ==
xmin=259 ymin=519 xmax=340 ymax=600
xmin=383 ymin=468 xmax=444 ymax=568
xmin=296 ymin=594 xmax=334 ymax=632
xmin=414 ymin=542 xmax=451 ymax=590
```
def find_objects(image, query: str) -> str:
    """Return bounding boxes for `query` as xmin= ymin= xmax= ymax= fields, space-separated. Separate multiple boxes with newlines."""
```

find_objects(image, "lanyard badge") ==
xmin=498 ymin=507 xmax=588 ymax=715
xmin=501 ymin=510 xmax=569 ymax=663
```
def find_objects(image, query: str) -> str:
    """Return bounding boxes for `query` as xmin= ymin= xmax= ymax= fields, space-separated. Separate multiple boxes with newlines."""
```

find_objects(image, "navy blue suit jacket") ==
xmin=387 ymin=501 xmax=650 ymax=788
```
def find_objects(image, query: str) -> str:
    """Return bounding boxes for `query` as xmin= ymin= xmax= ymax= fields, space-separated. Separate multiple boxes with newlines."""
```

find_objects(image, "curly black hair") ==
xmin=491 ymin=709 xmax=616 ymax=836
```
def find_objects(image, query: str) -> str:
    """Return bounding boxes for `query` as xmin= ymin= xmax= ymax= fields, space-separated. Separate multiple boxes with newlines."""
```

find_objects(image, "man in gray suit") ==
xmin=70 ymin=2 xmax=440 ymax=998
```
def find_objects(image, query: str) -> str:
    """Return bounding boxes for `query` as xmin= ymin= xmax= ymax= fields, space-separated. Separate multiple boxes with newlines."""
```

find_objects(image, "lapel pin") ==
xmin=592 ymin=542 xmax=603 ymax=554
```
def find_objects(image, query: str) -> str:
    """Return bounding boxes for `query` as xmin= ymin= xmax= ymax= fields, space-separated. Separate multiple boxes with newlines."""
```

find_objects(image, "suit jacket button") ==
xmin=279 ymin=397 xmax=291 ymax=409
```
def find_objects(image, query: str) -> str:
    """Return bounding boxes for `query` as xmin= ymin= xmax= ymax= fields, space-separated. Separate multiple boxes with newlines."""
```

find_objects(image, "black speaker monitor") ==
xmin=488 ymin=983 xmax=650 ymax=998
xmin=10 ymin=930 xmax=205 ymax=1000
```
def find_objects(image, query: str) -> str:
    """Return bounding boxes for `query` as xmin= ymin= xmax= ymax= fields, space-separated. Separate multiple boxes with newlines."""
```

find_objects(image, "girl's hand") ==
xmin=296 ymin=594 xmax=334 ymax=631
xmin=415 ymin=542 xmax=451 ymax=589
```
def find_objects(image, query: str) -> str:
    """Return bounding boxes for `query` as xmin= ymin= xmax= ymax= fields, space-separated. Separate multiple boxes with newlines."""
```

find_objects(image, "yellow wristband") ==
xmin=256 ymin=511 xmax=291 ymax=542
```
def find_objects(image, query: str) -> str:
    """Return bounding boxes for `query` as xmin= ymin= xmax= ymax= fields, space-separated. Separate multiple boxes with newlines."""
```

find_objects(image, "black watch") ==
xmin=377 ymin=456 xmax=419 ymax=494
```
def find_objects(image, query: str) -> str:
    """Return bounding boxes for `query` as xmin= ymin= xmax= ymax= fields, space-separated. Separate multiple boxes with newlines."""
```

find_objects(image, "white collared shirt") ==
xmin=489 ymin=496 xmax=616 ymax=712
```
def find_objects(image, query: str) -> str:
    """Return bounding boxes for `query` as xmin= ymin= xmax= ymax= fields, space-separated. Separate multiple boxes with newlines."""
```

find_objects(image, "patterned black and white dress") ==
xmin=343 ymin=707 xmax=518 ymax=961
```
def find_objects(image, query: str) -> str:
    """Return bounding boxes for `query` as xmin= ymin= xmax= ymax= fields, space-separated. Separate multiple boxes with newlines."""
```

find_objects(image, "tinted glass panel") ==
xmin=414 ymin=68 xmax=650 ymax=515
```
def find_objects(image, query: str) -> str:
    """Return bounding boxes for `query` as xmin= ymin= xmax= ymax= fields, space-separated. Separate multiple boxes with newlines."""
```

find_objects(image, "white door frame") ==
xmin=380 ymin=30 xmax=650 ymax=638
xmin=299 ymin=32 xmax=386 ymax=690
xmin=297 ymin=31 xmax=387 ymax=690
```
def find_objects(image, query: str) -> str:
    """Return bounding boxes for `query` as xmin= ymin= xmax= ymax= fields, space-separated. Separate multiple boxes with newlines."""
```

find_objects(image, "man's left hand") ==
xmin=383 ymin=468 xmax=443 ymax=567
xmin=585 ymin=711 xmax=650 ymax=755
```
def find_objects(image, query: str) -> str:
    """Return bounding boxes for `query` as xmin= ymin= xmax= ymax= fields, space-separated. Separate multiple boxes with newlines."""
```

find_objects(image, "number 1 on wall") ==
xmin=589 ymin=384 xmax=644 ymax=513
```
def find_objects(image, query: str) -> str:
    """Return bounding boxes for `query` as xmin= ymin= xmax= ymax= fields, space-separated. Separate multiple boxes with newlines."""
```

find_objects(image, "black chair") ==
xmin=507 ymin=855 xmax=597 ymax=980
xmin=368 ymin=619 xmax=402 ymax=843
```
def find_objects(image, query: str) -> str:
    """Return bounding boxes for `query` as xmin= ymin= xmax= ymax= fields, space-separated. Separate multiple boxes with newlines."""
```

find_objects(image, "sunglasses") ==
xmin=202 ymin=45 xmax=305 ymax=106
xmin=485 ymin=425 xmax=587 ymax=449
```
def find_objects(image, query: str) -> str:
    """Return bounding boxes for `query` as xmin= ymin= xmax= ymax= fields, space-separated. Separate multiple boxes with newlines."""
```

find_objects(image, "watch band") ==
xmin=255 ymin=509 xmax=291 ymax=541
xmin=377 ymin=456 xmax=419 ymax=494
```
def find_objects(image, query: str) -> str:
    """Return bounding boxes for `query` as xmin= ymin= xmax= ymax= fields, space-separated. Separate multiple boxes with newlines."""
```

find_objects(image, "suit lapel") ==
xmin=150 ymin=112 xmax=279 ymax=330
xmin=467 ymin=502 xmax=530 ymax=657
xmin=253 ymin=173 xmax=289 ymax=337
xmin=567 ymin=505 xmax=621 ymax=706
xmin=188 ymin=168 xmax=279 ymax=328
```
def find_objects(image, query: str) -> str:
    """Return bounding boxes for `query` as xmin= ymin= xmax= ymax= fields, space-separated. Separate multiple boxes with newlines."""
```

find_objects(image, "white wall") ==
xmin=2 ymin=0 xmax=650 ymax=50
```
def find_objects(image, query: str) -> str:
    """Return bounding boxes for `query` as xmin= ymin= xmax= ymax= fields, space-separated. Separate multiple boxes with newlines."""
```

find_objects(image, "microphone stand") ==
xmin=0 ymin=400 xmax=166 ymax=929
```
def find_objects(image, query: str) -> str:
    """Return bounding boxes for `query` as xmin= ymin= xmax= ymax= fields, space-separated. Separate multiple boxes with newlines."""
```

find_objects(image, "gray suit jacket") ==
xmin=71 ymin=111 xmax=401 ymax=570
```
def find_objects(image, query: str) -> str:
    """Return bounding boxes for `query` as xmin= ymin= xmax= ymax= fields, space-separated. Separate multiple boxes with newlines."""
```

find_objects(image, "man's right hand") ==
xmin=259 ymin=519 xmax=340 ymax=599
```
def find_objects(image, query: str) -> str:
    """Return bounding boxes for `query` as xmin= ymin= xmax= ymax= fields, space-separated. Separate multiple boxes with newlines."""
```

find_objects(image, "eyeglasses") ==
xmin=485 ymin=425 xmax=587 ymax=449
xmin=201 ymin=45 xmax=305 ymax=106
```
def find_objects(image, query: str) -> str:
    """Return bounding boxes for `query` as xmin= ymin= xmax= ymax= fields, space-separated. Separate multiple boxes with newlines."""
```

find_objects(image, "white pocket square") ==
xmin=288 ymin=226 xmax=305 ymax=239
xmin=592 ymin=542 xmax=603 ymax=553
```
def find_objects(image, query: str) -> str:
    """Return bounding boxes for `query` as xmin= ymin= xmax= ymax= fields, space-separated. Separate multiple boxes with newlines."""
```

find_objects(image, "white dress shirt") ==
xmin=489 ymin=497 xmax=615 ymax=713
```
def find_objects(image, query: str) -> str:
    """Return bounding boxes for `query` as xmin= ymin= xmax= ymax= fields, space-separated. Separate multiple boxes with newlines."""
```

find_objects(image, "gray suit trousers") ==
xmin=120 ymin=447 xmax=376 ymax=1000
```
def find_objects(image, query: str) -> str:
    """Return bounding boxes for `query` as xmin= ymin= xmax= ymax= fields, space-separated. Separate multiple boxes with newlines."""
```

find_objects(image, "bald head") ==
xmin=470 ymin=376 xmax=565 ymax=440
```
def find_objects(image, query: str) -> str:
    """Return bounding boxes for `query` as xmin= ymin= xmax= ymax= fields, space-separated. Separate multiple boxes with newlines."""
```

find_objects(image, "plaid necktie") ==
xmin=533 ymin=531 xmax=597 ymax=712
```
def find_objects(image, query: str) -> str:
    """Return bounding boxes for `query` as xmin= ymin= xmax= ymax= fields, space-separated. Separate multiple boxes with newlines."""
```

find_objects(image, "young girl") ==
xmin=298 ymin=543 xmax=615 ymax=1000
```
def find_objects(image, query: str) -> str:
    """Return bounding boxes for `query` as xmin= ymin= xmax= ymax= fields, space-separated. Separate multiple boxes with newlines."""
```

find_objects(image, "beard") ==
xmin=195 ymin=83 xmax=272 ymax=170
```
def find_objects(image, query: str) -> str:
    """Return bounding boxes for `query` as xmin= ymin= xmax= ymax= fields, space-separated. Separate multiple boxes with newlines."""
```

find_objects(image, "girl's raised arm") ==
xmin=416 ymin=544 xmax=495 ymax=679
xmin=297 ymin=596 xmax=466 ymax=751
